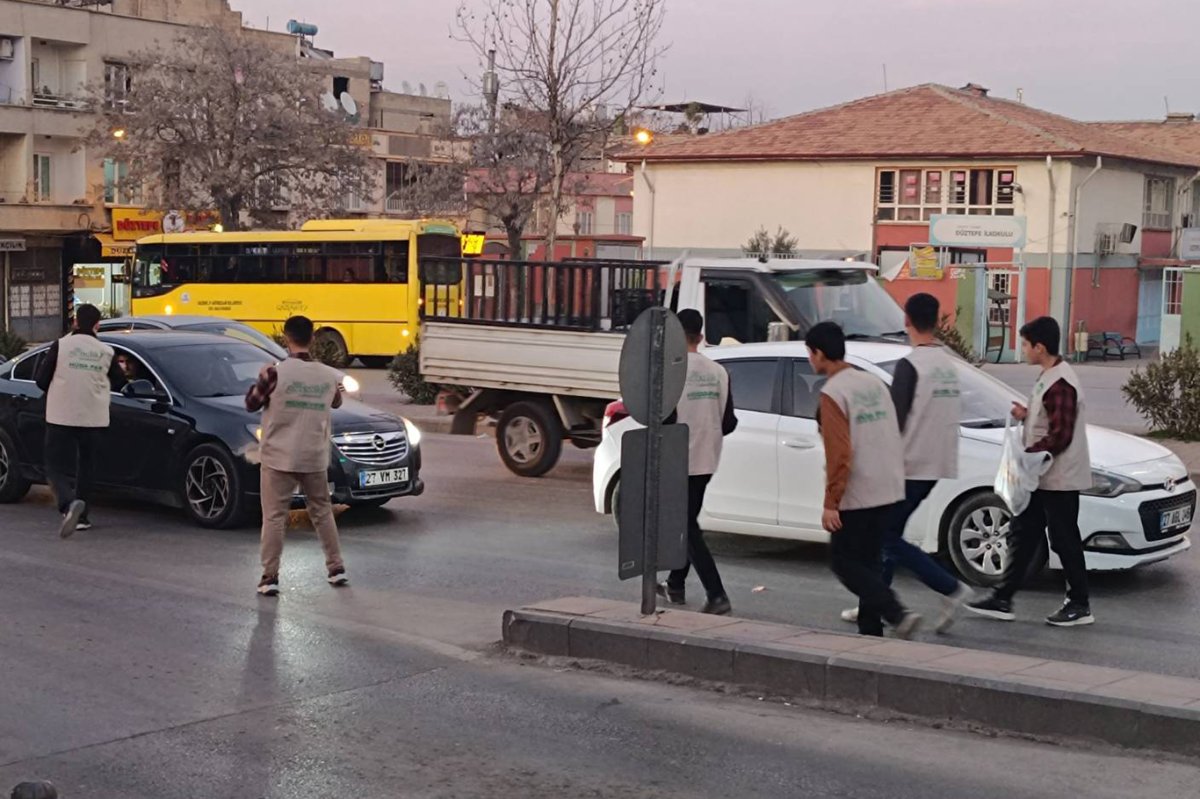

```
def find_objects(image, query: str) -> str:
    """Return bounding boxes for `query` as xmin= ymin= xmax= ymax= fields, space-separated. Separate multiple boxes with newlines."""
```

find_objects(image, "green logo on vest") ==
xmin=282 ymin=380 xmax=331 ymax=411
xmin=851 ymin=386 xmax=891 ymax=424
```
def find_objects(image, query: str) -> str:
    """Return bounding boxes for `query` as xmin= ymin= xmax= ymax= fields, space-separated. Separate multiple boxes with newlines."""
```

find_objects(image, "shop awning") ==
xmin=93 ymin=233 xmax=135 ymax=259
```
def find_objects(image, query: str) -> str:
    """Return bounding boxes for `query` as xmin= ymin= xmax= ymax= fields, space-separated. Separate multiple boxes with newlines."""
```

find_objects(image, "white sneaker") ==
xmin=936 ymin=584 xmax=975 ymax=634
xmin=840 ymin=607 xmax=859 ymax=623
xmin=59 ymin=500 xmax=85 ymax=539
xmin=893 ymin=611 xmax=922 ymax=640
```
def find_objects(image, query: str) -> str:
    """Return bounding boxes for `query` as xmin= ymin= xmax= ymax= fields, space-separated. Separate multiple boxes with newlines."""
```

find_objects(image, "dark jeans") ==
xmin=44 ymin=424 xmax=100 ymax=516
xmin=667 ymin=474 xmax=727 ymax=601
xmin=881 ymin=480 xmax=960 ymax=596
xmin=997 ymin=489 xmax=1089 ymax=606
xmin=831 ymin=504 xmax=907 ymax=636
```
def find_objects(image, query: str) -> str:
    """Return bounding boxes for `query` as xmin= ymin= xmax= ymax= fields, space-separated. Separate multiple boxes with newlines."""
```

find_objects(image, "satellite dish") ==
xmin=320 ymin=92 xmax=338 ymax=112
xmin=419 ymin=83 xmax=427 ymax=96
xmin=401 ymin=81 xmax=413 ymax=94
xmin=433 ymin=81 xmax=450 ymax=99
xmin=341 ymin=93 xmax=358 ymax=116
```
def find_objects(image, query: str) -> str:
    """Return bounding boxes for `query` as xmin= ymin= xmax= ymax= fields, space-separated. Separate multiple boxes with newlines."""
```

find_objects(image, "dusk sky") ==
xmin=231 ymin=0 xmax=1200 ymax=122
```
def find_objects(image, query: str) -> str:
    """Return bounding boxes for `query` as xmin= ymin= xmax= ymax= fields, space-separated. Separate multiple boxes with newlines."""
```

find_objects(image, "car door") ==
xmin=97 ymin=346 xmax=178 ymax=490
xmin=776 ymin=357 xmax=831 ymax=534
xmin=702 ymin=357 xmax=782 ymax=526
xmin=7 ymin=350 xmax=48 ymax=475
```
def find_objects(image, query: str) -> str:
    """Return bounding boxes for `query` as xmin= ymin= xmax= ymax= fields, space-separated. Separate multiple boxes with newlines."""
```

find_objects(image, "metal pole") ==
xmin=640 ymin=307 xmax=665 ymax=615
xmin=641 ymin=159 xmax=656 ymax=260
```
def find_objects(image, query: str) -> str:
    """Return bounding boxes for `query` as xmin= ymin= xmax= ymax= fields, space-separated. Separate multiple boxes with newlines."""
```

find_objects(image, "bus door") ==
xmin=416 ymin=234 xmax=465 ymax=320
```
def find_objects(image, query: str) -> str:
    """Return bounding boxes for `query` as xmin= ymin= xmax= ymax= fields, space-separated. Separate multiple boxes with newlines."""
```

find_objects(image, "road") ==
xmin=2 ymin=431 xmax=1199 ymax=794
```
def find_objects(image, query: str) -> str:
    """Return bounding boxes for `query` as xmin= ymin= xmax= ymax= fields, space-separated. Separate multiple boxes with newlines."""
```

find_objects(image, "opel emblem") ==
xmin=372 ymin=435 xmax=386 ymax=451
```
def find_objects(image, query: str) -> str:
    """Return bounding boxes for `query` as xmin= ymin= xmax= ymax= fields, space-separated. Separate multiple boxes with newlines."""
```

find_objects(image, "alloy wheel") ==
xmin=504 ymin=417 xmax=544 ymax=465
xmin=186 ymin=455 xmax=230 ymax=521
xmin=959 ymin=505 xmax=1012 ymax=577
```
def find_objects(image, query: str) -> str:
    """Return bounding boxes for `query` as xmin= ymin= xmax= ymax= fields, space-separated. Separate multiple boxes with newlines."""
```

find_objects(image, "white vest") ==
xmin=45 ymin=334 xmax=115 ymax=428
xmin=259 ymin=358 xmax=340 ymax=473
xmin=901 ymin=345 xmax=960 ymax=480
xmin=674 ymin=352 xmax=729 ymax=476
xmin=1025 ymin=360 xmax=1091 ymax=492
xmin=821 ymin=368 xmax=905 ymax=511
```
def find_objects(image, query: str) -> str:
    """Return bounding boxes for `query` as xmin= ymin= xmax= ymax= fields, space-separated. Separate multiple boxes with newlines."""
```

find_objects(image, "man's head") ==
xmin=1019 ymin=316 xmax=1061 ymax=366
xmin=804 ymin=321 xmax=846 ymax=375
xmin=75 ymin=304 xmax=101 ymax=334
xmin=282 ymin=315 xmax=315 ymax=351
xmin=904 ymin=293 xmax=940 ymax=339
xmin=677 ymin=309 xmax=704 ymax=350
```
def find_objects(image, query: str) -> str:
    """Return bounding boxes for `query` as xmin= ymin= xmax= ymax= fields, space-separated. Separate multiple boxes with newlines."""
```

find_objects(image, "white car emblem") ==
xmin=1164 ymin=477 xmax=1178 ymax=493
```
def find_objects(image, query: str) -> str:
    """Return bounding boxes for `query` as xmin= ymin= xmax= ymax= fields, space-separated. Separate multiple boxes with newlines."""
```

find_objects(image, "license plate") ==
xmin=1160 ymin=505 xmax=1193 ymax=531
xmin=359 ymin=468 xmax=408 ymax=488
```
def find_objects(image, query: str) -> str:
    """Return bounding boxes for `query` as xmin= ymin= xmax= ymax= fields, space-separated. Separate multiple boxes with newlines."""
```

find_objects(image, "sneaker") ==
xmin=1046 ymin=601 xmax=1094 ymax=627
xmin=840 ymin=607 xmax=859 ymax=624
xmin=935 ymin=584 xmax=975 ymax=634
xmin=327 ymin=568 xmax=349 ymax=587
xmin=76 ymin=517 xmax=93 ymax=532
xmin=965 ymin=594 xmax=1015 ymax=621
xmin=893 ymin=611 xmax=922 ymax=640
xmin=655 ymin=582 xmax=686 ymax=605
xmin=257 ymin=575 xmax=280 ymax=596
xmin=700 ymin=595 xmax=732 ymax=616
xmin=59 ymin=500 xmax=85 ymax=539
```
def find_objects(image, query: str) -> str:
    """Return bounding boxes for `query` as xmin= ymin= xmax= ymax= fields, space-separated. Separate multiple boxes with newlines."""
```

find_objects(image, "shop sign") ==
xmin=111 ymin=208 xmax=221 ymax=240
xmin=1180 ymin=228 xmax=1200 ymax=261
xmin=929 ymin=214 xmax=1027 ymax=249
xmin=0 ymin=238 xmax=26 ymax=252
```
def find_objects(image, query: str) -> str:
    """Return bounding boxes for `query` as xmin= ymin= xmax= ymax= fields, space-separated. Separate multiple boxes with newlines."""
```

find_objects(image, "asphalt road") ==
xmin=2 ymin=433 xmax=1199 ymax=795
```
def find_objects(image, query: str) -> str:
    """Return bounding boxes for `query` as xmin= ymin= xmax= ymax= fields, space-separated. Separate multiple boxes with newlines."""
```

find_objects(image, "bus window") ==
xmin=326 ymin=242 xmax=377 ymax=283
xmin=417 ymin=234 xmax=461 ymax=260
xmin=382 ymin=242 xmax=409 ymax=283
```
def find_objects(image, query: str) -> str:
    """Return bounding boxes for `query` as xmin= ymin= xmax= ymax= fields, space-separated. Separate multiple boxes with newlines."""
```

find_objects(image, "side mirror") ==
xmin=122 ymin=379 xmax=167 ymax=402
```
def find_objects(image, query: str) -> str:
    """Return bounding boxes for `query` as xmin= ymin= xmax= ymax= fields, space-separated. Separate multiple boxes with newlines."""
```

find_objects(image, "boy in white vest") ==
xmin=245 ymin=315 xmax=347 ymax=596
xmin=968 ymin=316 xmax=1094 ymax=627
xmin=34 ymin=303 xmax=127 ymax=538
xmin=657 ymin=309 xmax=738 ymax=615
xmin=807 ymin=322 xmax=921 ymax=639
xmin=839 ymin=294 xmax=971 ymax=632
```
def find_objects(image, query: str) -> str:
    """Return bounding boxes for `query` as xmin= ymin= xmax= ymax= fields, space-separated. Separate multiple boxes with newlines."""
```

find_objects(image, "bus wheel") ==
xmin=313 ymin=328 xmax=349 ymax=367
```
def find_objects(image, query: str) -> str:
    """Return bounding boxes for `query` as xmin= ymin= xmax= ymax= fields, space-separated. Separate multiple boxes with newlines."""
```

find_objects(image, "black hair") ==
xmin=904 ymin=293 xmax=939 ymax=334
xmin=1019 ymin=316 xmax=1061 ymax=356
xmin=804 ymin=320 xmax=845 ymax=361
xmin=283 ymin=315 xmax=315 ymax=347
xmin=75 ymin=303 xmax=101 ymax=331
xmin=676 ymin=308 xmax=704 ymax=343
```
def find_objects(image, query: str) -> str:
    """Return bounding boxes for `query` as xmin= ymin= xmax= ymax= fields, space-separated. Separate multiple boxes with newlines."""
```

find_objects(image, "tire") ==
xmin=946 ymin=491 xmax=1048 ymax=588
xmin=496 ymin=401 xmax=563 ymax=478
xmin=181 ymin=443 xmax=246 ymax=529
xmin=0 ymin=427 xmax=31 ymax=503
xmin=314 ymin=328 xmax=349 ymax=368
xmin=610 ymin=476 xmax=621 ymax=532
xmin=358 ymin=356 xmax=391 ymax=369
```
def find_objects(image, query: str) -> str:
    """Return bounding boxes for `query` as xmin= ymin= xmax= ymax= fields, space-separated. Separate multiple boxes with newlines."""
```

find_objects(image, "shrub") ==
xmin=935 ymin=311 xmax=980 ymax=365
xmin=388 ymin=345 xmax=441 ymax=404
xmin=1123 ymin=336 xmax=1200 ymax=440
xmin=0 ymin=329 xmax=28 ymax=361
xmin=270 ymin=327 xmax=343 ymax=367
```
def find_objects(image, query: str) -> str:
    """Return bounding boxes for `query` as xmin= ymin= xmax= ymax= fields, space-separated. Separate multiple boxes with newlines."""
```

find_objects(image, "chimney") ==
xmin=1166 ymin=111 xmax=1196 ymax=124
xmin=960 ymin=83 xmax=990 ymax=98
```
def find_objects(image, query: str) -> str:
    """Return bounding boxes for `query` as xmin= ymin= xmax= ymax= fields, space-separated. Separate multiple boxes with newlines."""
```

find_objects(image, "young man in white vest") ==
xmin=840 ymin=294 xmax=972 ymax=632
xmin=246 ymin=315 xmax=347 ymax=596
xmin=657 ymin=309 xmax=738 ymax=615
xmin=967 ymin=316 xmax=1094 ymax=627
xmin=34 ymin=303 xmax=127 ymax=538
xmin=808 ymin=321 xmax=921 ymax=638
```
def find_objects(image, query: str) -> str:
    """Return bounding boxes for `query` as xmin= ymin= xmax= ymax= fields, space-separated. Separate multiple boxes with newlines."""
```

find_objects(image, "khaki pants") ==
xmin=260 ymin=467 xmax=344 ymax=578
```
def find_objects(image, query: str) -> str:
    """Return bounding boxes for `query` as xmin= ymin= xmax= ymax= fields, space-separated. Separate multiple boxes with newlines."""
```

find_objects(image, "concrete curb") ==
xmin=503 ymin=597 xmax=1200 ymax=758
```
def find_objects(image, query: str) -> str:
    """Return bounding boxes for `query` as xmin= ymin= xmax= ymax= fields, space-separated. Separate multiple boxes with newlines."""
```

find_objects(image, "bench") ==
xmin=1086 ymin=331 xmax=1141 ymax=361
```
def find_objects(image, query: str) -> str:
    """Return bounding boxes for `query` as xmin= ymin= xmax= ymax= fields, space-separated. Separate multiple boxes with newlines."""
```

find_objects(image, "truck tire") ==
xmin=497 ymin=401 xmax=563 ymax=477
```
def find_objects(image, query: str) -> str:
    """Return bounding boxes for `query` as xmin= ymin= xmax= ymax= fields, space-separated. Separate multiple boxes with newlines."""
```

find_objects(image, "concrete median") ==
xmin=503 ymin=597 xmax=1200 ymax=757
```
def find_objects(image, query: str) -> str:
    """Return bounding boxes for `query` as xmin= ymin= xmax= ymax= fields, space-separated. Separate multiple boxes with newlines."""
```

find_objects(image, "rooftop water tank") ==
xmin=287 ymin=20 xmax=319 ymax=37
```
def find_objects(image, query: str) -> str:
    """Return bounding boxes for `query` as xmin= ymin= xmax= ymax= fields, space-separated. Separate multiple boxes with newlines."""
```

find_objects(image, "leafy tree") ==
xmin=742 ymin=226 xmax=798 ymax=257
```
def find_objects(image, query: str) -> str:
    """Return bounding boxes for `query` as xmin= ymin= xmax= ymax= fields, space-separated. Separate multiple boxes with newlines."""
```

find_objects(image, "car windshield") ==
xmin=771 ymin=270 xmax=906 ymax=338
xmin=179 ymin=322 xmax=287 ymax=359
xmin=153 ymin=341 xmax=275 ymax=398
xmin=874 ymin=357 xmax=1022 ymax=428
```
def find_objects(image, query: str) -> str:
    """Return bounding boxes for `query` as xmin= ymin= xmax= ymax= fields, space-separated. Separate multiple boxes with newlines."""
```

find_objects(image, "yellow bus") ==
xmin=130 ymin=218 xmax=464 ymax=366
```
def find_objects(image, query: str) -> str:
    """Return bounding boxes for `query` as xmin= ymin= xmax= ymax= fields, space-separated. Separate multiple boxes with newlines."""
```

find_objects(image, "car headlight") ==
xmin=404 ymin=417 xmax=422 ymax=447
xmin=1083 ymin=469 xmax=1142 ymax=498
xmin=246 ymin=424 xmax=263 ymax=442
xmin=341 ymin=374 xmax=360 ymax=393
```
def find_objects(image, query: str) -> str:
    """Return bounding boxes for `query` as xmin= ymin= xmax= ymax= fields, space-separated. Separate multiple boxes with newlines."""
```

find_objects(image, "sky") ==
xmin=230 ymin=0 xmax=1200 ymax=123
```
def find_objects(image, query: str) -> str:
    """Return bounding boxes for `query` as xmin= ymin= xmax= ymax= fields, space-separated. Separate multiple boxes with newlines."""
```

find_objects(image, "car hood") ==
xmin=197 ymin=395 xmax=405 ymax=434
xmin=963 ymin=424 xmax=1186 ymax=479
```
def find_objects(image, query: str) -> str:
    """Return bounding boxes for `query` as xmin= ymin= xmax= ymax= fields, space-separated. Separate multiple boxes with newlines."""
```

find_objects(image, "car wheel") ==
xmin=314 ymin=328 xmax=349 ymax=368
xmin=181 ymin=443 xmax=246 ymax=529
xmin=496 ymin=401 xmax=563 ymax=478
xmin=946 ymin=492 xmax=1047 ymax=588
xmin=0 ymin=428 xmax=31 ymax=503
xmin=610 ymin=476 xmax=621 ymax=532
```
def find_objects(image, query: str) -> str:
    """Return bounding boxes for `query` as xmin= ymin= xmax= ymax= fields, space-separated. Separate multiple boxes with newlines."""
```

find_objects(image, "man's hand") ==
xmin=822 ymin=508 xmax=843 ymax=533
xmin=1011 ymin=402 xmax=1028 ymax=422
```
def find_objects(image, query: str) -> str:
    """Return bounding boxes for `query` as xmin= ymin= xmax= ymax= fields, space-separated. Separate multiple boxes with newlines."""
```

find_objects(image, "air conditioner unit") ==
xmin=0 ymin=38 xmax=16 ymax=61
xmin=1120 ymin=222 xmax=1138 ymax=242
xmin=1096 ymin=232 xmax=1117 ymax=256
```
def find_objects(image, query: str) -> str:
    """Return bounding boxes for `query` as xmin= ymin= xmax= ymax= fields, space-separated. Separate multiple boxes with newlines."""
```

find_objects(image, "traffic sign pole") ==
xmin=640 ymin=307 xmax=667 ymax=615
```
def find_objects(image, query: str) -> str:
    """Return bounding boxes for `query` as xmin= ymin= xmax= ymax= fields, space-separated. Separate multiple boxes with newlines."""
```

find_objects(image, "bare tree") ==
xmin=457 ymin=0 xmax=666 ymax=256
xmin=85 ymin=27 xmax=375 ymax=230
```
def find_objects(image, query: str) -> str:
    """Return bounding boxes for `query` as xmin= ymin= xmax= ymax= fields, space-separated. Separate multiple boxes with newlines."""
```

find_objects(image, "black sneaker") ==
xmin=656 ymin=582 xmax=686 ymax=605
xmin=1046 ymin=602 xmax=1094 ymax=627
xmin=701 ymin=596 xmax=731 ymax=616
xmin=59 ymin=500 xmax=85 ymax=539
xmin=327 ymin=568 xmax=349 ymax=587
xmin=257 ymin=575 xmax=280 ymax=596
xmin=76 ymin=517 xmax=93 ymax=532
xmin=965 ymin=595 xmax=1015 ymax=621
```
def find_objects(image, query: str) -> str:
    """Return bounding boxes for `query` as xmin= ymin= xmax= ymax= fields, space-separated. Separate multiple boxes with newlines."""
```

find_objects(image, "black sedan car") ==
xmin=0 ymin=331 xmax=424 ymax=528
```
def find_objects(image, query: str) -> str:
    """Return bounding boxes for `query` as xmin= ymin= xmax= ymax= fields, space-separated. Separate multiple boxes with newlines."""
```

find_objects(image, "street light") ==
xmin=635 ymin=129 xmax=656 ymax=258
xmin=112 ymin=128 xmax=127 ymax=140
xmin=634 ymin=128 xmax=654 ymax=146
xmin=211 ymin=223 xmax=224 ymax=233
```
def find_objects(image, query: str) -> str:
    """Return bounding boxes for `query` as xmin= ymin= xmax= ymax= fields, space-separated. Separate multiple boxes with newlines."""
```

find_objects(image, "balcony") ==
xmin=31 ymin=90 xmax=87 ymax=111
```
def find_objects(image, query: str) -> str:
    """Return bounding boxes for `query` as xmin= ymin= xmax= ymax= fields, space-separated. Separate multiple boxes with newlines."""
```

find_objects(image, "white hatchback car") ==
xmin=593 ymin=341 xmax=1194 ymax=586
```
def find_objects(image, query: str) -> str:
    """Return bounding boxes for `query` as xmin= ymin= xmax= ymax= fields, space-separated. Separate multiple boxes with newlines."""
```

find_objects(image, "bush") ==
xmin=1123 ymin=336 xmax=1200 ymax=440
xmin=935 ymin=311 xmax=980 ymax=364
xmin=0 ymin=329 xmax=28 ymax=361
xmin=388 ymin=345 xmax=441 ymax=404
xmin=270 ymin=327 xmax=344 ymax=367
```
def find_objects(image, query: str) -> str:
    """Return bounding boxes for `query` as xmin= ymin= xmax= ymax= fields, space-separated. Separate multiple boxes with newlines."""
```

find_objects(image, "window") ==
xmin=876 ymin=167 xmax=1016 ymax=222
xmin=720 ymin=359 xmax=778 ymax=414
xmin=103 ymin=158 xmax=140 ymax=205
xmin=104 ymin=62 xmax=131 ymax=109
xmin=1165 ymin=269 xmax=1184 ymax=315
xmin=576 ymin=210 xmax=594 ymax=235
xmin=987 ymin=272 xmax=1012 ymax=325
xmin=11 ymin=351 xmax=43 ymax=382
xmin=1144 ymin=176 xmax=1175 ymax=230
xmin=32 ymin=153 xmax=51 ymax=202
xmin=789 ymin=360 xmax=825 ymax=419
xmin=163 ymin=159 xmax=181 ymax=201
xmin=111 ymin=348 xmax=160 ymax=394
xmin=876 ymin=358 xmax=1021 ymax=427
xmin=616 ymin=212 xmax=632 ymax=235
xmin=344 ymin=190 xmax=365 ymax=212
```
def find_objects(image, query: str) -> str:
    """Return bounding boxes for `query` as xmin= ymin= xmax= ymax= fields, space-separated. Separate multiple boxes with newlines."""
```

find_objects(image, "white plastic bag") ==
xmin=994 ymin=417 xmax=1052 ymax=516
